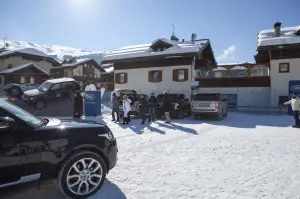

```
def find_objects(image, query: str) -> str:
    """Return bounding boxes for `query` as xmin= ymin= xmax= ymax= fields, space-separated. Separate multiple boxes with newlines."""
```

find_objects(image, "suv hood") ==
xmin=24 ymin=88 xmax=44 ymax=96
xmin=41 ymin=118 xmax=105 ymax=129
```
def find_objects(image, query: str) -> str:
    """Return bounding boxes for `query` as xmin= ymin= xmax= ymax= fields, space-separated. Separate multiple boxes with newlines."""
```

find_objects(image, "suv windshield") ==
xmin=0 ymin=100 xmax=42 ymax=127
xmin=193 ymin=94 xmax=219 ymax=101
xmin=38 ymin=81 xmax=53 ymax=92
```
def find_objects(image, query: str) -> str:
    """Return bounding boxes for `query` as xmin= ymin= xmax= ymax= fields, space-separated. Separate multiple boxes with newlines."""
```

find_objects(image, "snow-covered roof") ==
xmin=46 ymin=77 xmax=75 ymax=83
xmin=230 ymin=66 xmax=247 ymax=70
xmin=0 ymin=63 xmax=49 ymax=75
xmin=100 ymin=63 xmax=114 ymax=73
xmin=258 ymin=25 xmax=300 ymax=47
xmin=213 ymin=67 xmax=227 ymax=71
xmin=60 ymin=58 xmax=105 ymax=72
xmin=103 ymin=39 xmax=209 ymax=61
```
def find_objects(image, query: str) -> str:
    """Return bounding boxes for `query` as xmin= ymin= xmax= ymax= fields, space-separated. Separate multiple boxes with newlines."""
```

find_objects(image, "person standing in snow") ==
xmin=73 ymin=90 xmax=83 ymax=119
xmin=148 ymin=93 xmax=157 ymax=122
xmin=122 ymin=95 xmax=131 ymax=125
xmin=111 ymin=93 xmax=119 ymax=122
xmin=139 ymin=95 xmax=149 ymax=124
xmin=161 ymin=91 xmax=172 ymax=123
xmin=284 ymin=93 xmax=300 ymax=128
xmin=85 ymin=81 xmax=97 ymax=91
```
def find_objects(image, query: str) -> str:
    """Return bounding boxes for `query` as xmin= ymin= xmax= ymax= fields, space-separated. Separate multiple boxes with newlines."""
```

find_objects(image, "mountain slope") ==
xmin=0 ymin=39 xmax=106 ymax=63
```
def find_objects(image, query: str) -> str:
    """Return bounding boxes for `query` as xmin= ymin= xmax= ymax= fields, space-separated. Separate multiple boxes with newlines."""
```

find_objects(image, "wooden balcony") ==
xmin=195 ymin=76 xmax=270 ymax=87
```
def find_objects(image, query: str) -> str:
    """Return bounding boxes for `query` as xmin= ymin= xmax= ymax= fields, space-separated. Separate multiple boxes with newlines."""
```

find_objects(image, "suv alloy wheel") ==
xmin=10 ymin=86 xmax=21 ymax=97
xmin=58 ymin=151 xmax=107 ymax=199
xmin=34 ymin=100 xmax=46 ymax=109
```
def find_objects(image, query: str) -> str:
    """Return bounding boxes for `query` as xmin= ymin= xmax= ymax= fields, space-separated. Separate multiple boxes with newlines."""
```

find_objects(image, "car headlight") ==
xmin=107 ymin=130 xmax=114 ymax=140
xmin=104 ymin=125 xmax=114 ymax=140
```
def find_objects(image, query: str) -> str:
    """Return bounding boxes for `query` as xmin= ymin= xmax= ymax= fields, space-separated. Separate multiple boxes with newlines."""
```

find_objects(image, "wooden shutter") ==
xmin=124 ymin=73 xmax=128 ymax=83
xmin=158 ymin=71 xmax=162 ymax=82
xmin=183 ymin=69 xmax=188 ymax=81
xmin=115 ymin=73 xmax=120 ymax=84
xmin=148 ymin=71 xmax=153 ymax=82
xmin=173 ymin=69 xmax=178 ymax=82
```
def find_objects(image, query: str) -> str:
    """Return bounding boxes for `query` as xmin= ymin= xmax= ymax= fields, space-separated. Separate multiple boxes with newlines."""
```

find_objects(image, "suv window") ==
xmin=61 ymin=81 xmax=75 ymax=88
xmin=50 ymin=83 xmax=60 ymax=91
xmin=193 ymin=93 xmax=219 ymax=101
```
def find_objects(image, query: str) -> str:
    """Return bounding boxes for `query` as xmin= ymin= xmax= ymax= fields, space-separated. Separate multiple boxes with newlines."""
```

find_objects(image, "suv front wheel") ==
xmin=58 ymin=151 xmax=107 ymax=199
xmin=34 ymin=99 xmax=46 ymax=109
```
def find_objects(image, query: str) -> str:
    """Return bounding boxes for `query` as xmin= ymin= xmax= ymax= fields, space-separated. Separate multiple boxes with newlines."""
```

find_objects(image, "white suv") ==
xmin=191 ymin=93 xmax=227 ymax=120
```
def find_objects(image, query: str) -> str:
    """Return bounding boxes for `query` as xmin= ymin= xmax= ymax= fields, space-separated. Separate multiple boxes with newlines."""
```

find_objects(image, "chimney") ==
xmin=274 ymin=22 xmax=281 ymax=37
xmin=182 ymin=39 xmax=185 ymax=42
xmin=191 ymin=33 xmax=197 ymax=44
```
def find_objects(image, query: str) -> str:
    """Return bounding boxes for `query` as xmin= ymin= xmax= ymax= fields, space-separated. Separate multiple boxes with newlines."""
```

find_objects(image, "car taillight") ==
xmin=215 ymin=102 xmax=219 ymax=109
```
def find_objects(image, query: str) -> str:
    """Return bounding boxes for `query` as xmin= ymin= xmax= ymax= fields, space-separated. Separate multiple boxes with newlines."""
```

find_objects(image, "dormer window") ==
xmin=150 ymin=39 xmax=173 ymax=52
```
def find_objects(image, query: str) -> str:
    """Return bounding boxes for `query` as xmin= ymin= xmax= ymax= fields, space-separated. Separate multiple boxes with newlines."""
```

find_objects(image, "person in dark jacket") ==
xmin=148 ymin=93 xmax=157 ymax=122
xmin=140 ymin=95 xmax=149 ymax=124
xmin=111 ymin=93 xmax=120 ymax=122
xmin=161 ymin=91 xmax=172 ymax=123
xmin=73 ymin=90 xmax=83 ymax=119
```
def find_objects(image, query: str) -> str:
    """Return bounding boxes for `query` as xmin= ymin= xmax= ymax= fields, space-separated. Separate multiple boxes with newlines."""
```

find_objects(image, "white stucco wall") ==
xmin=270 ymin=58 xmax=300 ymax=107
xmin=197 ymin=87 xmax=270 ymax=107
xmin=73 ymin=65 xmax=83 ymax=76
xmin=115 ymin=65 xmax=192 ymax=100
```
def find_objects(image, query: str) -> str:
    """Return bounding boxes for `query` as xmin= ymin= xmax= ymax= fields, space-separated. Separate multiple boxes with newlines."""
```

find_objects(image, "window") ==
xmin=64 ymin=71 xmax=68 ymax=77
xmin=115 ymin=73 xmax=127 ymax=84
xmin=148 ymin=70 xmax=162 ymax=83
xmin=50 ymin=83 xmax=60 ymax=90
xmin=94 ymin=74 xmax=97 ymax=78
xmin=0 ymin=100 xmax=42 ymax=127
xmin=61 ymin=81 xmax=74 ymax=88
xmin=173 ymin=69 xmax=188 ymax=82
xmin=30 ymin=77 xmax=35 ymax=84
xmin=7 ymin=64 xmax=12 ymax=69
xmin=120 ymin=74 xmax=125 ymax=83
xmin=76 ymin=71 xmax=80 ymax=76
xmin=279 ymin=63 xmax=290 ymax=73
xmin=20 ymin=76 xmax=26 ymax=83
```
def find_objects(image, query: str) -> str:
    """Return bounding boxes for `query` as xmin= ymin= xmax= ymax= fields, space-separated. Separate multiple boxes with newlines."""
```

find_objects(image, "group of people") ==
xmin=111 ymin=91 xmax=173 ymax=125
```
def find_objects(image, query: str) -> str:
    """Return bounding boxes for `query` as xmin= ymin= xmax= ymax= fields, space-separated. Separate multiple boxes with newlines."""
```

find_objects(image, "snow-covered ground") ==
xmin=2 ymin=109 xmax=300 ymax=199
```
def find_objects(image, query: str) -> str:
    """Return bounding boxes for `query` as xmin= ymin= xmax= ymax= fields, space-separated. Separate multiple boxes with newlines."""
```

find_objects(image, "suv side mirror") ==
xmin=0 ymin=117 xmax=15 ymax=131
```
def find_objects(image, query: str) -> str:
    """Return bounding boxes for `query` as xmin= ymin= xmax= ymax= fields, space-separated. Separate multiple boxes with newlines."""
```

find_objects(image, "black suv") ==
xmin=22 ymin=78 xmax=80 ymax=109
xmin=0 ymin=99 xmax=117 ymax=199
xmin=156 ymin=93 xmax=191 ymax=119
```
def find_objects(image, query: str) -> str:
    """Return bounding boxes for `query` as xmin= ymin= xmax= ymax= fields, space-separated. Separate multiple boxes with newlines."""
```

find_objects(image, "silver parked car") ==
xmin=191 ymin=92 xmax=227 ymax=120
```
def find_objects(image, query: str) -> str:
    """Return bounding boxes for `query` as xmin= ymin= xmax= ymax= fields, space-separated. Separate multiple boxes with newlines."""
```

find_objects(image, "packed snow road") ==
xmin=2 ymin=112 xmax=300 ymax=199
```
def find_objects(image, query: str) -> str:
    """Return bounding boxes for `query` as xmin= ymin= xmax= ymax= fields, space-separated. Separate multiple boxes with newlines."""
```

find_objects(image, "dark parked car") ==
xmin=4 ymin=83 xmax=39 ymax=97
xmin=156 ymin=93 xmax=191 ymax=119
xmin=22 ymin=78 xmax=80 ymax=109
xmin=0 ymin=99 xmax=117 ymax=199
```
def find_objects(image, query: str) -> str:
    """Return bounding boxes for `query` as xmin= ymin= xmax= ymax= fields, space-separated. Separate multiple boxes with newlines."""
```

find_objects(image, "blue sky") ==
xmin=0 ymin=0 xmax=299 ymax=63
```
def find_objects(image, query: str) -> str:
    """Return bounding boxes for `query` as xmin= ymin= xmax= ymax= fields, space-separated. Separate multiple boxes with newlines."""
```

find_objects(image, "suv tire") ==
xmin=68 ymin=92 xmax=76 ymax=100
xmin=58 ymin=151 xmax=107 ymax=199
xmin=10 ymin=86 xmax=21 ymax=97
xmin=34 ymin=99 xmax=46 ymax=109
